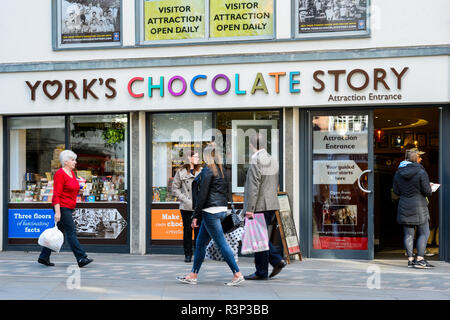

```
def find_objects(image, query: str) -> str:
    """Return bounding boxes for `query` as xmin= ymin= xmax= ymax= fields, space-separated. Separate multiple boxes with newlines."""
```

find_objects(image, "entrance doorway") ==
xmin=373 ymin=107 xmax=440 ymax=260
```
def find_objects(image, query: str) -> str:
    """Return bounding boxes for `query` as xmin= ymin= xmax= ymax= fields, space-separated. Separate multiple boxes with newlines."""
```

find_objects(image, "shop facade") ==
xmin=0 ymin=1 xmax=449 ymax=261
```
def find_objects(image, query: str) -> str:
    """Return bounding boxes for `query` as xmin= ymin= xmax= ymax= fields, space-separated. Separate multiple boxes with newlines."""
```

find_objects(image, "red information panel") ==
xmin=313 ymin=237 xmax=368 ymax=250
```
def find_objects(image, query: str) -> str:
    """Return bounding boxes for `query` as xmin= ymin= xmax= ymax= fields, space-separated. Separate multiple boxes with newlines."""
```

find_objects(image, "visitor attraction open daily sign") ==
xmin=144 ymin=0 xmax=206 ymax=41
xmin=143 ymin=0 xmax=274 ymax=42
xmin=210 ymin=0 xmax=274 ymax=38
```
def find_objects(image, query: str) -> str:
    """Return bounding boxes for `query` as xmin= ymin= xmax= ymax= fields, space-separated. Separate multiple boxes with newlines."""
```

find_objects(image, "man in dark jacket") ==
xmin=393 ymin=148 xmax=434 ymax=269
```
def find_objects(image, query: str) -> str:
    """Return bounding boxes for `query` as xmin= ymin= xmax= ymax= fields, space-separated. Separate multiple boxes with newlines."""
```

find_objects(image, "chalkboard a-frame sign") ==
xmin=275 ymin=192 xmax=302 ymax=263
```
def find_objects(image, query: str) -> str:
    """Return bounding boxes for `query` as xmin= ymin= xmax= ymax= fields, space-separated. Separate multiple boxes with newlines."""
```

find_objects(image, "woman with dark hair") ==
xmin=393 ymin=148 xmax=434 ymax=269
xmin=172 ymin=150 xmax=202 ymax=262
xmin=176 ymin=144 xmax=244 ymax=286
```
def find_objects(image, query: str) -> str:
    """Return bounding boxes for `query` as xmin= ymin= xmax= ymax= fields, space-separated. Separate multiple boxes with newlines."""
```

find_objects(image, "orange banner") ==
xmin=151 ymin=209 xmax=193 ymax=240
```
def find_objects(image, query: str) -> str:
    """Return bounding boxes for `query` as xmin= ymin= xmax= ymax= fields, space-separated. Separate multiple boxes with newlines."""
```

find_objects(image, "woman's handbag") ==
xmin=240 ymin=213 xmax=269 ymax=255
xmin=221 ymin=203 xmax=243 ymax=234
xmin=206 ymin=226 xmax=244 ymax=261
xmin=38 ymin=225 xmax=64 ymax=252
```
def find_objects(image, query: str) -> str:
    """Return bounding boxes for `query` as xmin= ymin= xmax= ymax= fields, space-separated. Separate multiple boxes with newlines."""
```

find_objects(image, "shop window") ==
xmin=152 ymin=112 xmax=213 ymax=203
xmin=8 ymin=114 xmax=128 ymax=204
xmin=9 ymin=116 xmax=66 ymax=203
xmin=216 ymin=111 xmax=280 ymax=199
xmin=70 ymin=114 xmax=128 ymax=203
xmin=150 ymin=110 xmax=280 ymax=243
xmin=151 ymin=111 xmax=280 ymax=203
xmin=311 ymin=115 xmax=369 ymax=251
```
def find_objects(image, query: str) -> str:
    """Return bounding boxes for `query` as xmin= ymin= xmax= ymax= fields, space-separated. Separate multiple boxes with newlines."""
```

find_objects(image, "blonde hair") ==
xmin=203 ymin=143 xmax=224 ymax=178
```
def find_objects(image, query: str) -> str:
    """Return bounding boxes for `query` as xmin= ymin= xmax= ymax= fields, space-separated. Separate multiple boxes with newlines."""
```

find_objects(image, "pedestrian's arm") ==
xmin=52 ymin=172 xmax=63 ymax=222
xmin=171 ymin=170 xmax=186 ymax=202
xmin=245 ymin=162 xmax=261 ymax=214
xmin=193 ymin=170 xmax=212 ymax=218
xmin=392 ymin=173 xmax=400 ymax=196
xmin=53 ymin=204 xmax=61 ymax=223
xmin=420 ymin=171 xmax=432 ymax=197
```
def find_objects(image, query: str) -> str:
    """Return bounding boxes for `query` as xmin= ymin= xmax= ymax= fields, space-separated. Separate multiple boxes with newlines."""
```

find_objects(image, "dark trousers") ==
xmin=254 ymin=210 xmax=283 ymax=278
xmin=180 ymin=210 xmax=200 ymax=257
xmin=403 ymin=220 xmax=430 ymax=258
xmin=39 ymin=207 xmax=87 ymax=262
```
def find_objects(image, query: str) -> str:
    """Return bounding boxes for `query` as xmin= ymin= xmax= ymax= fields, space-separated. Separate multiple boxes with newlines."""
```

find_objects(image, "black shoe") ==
xmin=407 ymin=260 xmax=416 ymax=268
xmin=414 ymin=259 xmax=435 ymax=269
xmin=244 ymin=273 xmax=268 ymax=280
xmin=78 ymin=257 xmax=93 ymax=268
xmin=269 ymin=260 xmax=287 ymax=278
xmin=184 ymin=255 xmax=192 ymax=263
xmin=38 ymin=258 xmax=55 ymax=267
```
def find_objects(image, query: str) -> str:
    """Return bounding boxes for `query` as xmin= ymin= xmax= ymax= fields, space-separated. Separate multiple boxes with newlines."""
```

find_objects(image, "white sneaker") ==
xmin=176 ymin=276 xmax=197 ymax=285
xmin=225 ymin=275 xmax=245 ymax=286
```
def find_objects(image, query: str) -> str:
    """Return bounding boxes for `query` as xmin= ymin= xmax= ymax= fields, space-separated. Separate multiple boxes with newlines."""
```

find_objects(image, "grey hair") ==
xmin=59 ymin=150 xmax=77 ymax=167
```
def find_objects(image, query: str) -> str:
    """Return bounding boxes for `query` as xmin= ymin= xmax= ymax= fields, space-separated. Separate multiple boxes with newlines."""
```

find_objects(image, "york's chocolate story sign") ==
xmin=24 ymin=67 xmax=409 ymax=102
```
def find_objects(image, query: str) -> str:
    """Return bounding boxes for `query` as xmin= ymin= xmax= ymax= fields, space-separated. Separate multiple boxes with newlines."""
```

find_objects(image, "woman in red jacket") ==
xmin=38 ymin=150 xmax=93 ymax=268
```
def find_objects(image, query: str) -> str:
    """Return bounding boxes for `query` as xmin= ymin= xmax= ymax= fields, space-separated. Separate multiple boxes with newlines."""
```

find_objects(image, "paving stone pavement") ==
xmin=0 ymin=251 xmax=449 ymax=300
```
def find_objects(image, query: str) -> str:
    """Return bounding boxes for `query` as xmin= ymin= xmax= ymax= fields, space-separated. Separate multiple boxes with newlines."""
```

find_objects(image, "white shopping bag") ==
xmin=240 ymin=214 xmax=269 ymax=255
xmin=38 ymin=226 xmax=64 ymax=252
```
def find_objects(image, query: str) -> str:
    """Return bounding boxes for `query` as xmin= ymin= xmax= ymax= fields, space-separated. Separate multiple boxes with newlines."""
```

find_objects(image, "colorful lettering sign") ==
xmin=126 ymin=71 xmax=301 ymax=98
xmin=210 ymin=0 xmax=274 ymax=38
xmin=144 ymin=0 xmax=206 ymax=41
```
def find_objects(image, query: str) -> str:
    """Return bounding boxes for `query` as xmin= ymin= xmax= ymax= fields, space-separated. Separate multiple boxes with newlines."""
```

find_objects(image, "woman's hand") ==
xmin=191 ymin=218 xmax=198 ymax=229
xmin=54 ymin=204 xmax=61 ymax=223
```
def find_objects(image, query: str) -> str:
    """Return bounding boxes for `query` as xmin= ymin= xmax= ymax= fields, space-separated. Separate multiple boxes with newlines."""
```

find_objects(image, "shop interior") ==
xmin=9 ymin=114 xmax=128 ymax=204
xmin=373 ymin=107 xmax=440 ymax=260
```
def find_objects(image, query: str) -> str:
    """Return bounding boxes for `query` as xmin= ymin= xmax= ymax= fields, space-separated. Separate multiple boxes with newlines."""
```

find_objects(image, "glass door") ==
xmin=310 ymin=111 xmax=374 ymax=259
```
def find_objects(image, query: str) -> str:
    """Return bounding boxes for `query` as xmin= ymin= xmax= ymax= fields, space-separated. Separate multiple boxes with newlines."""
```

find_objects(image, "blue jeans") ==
xmin=192 ymin=211 xmax=240 ymax=274
xmin=39 ymin=207 xmax=87 ymax=262
xmin=254 ymin=211 xmax=283 ymax=278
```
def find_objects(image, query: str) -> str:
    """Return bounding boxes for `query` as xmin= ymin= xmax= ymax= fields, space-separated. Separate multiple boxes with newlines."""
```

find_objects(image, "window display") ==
xmin=8 ymin=114 xmax=128 ymax=204
xmin=9 ymin=116 xmax=66 ymax=203
xmin=150 ymin=110 xmax=280 ymax=243
xmin=216 ymin=110 xmax=280 ymax=199
xmin=151 ymin=110 xmax=280 ymax=203
xmin=152 ymin=112 xmax=213 ymax=202
xmin=70 ymin=114 xmax=128 ymax=203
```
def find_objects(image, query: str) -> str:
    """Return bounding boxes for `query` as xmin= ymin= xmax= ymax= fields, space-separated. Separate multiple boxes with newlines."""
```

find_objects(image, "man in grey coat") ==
xmin=243 ymin=132 xmax=287 ymax=280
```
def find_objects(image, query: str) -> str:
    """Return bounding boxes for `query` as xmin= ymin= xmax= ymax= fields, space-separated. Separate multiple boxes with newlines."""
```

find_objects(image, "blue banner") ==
xmin=8 ymin=209 xmax=55 ymax=238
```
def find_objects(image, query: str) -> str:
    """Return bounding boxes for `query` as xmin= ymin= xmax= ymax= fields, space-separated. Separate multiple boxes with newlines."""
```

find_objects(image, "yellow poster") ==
xmin=144 ymin=0 xmax=206 ymax=41
xmin=210 ymin=0 xmax=274 ymax=38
